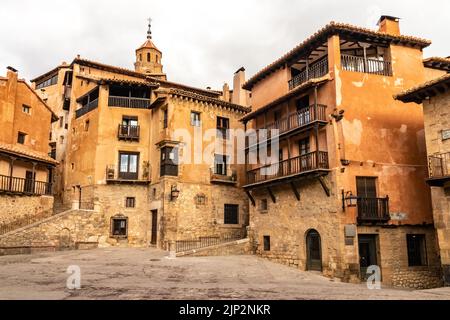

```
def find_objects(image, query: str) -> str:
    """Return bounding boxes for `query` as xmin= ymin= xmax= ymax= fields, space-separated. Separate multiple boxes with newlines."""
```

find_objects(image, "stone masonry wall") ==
xmin=0 ymin=209 xmax=108 ymax=255
xmin=0 ymin=195 xmax=54 ymax=225
xmin=358 ymin=225 xmax=443 ymax=289
xmin=177 ymin=239 xmax=251 ymax=257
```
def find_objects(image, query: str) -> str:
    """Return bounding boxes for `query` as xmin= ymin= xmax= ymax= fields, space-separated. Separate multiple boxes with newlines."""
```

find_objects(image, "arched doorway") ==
xmin=306 ymin=229 xmax=322 ymax=271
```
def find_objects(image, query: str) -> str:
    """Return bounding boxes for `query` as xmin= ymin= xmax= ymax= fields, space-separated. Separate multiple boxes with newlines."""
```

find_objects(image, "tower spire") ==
xmin=147 ymin=17 xmax=152 ymax=39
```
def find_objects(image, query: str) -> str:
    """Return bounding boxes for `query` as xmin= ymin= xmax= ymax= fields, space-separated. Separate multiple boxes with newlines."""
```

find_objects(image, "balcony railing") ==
xmin=108 ymin=96 xmax=151 ymax=109
xmin=246 ymin=151 xmax=329 ymax=185
xmin=288 ymin=57 xmax=329 ymax=90
xmin=210 ymin=168 xmax=237 ymax=184
xmin=357 ymin=197 xmax=390 ymax=224
xmin=341 ymin=54 xmax=392 ymax=76
xmin=0 ymin=174 xmax=52 ymax=196
xmin=75 ymin=98 xmax=98 ymax=118
xmin=118 ymin=125 xmax=140 ymax=141
xmin=428 ymin=152 xmax=450 ymax=179
xmin=106 ymin=165 xmax=150 ymax=183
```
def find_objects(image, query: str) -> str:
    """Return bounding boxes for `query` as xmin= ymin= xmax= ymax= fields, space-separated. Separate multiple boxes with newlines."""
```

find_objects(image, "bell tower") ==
xmin=134 ymin=18 xmax=165 ymax=79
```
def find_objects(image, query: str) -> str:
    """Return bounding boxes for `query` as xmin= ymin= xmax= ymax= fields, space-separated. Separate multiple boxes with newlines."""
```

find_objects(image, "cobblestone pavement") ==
xmin=0 ymin=248 xmax=449 ymax=300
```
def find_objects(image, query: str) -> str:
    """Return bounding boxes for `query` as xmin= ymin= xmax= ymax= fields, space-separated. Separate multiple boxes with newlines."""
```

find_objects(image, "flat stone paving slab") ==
xmin=0 ymin=248 xmax=449 ymax=300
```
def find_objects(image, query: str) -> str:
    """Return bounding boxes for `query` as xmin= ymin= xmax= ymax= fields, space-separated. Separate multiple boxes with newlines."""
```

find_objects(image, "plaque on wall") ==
xmin=442 ymin=129 xmax=450 ymax=141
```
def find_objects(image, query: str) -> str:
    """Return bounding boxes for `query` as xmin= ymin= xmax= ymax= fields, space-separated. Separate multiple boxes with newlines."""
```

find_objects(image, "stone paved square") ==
xmin=0 ymin=248 xmax=449 ymax=300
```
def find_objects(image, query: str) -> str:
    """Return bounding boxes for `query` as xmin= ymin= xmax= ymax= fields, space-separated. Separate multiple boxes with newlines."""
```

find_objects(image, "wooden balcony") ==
xmin=118 ymin=125 xmax=140 ymax=141
xmin=357 ymin=197 xmax=390 ymax=224
xmin=428 ymin=152 xmax=450 ymax=187
xmin=341 ymin=54 xmax=392 ymax=76
xmin=105 ymin=165 xmax=150 ymax=184
xmin=247 ymin=104 xmax=328 ymax=150
xmin=245 ymin=151 xmax=329 ymax=187
xmin=0 ymin=174 xmax=52 ymax=196
xmin=75 ymin=98 xmax=98 ymax=118
xmin=288 ymin=57 xmax=329 ymax=90
xmin=108 ymin=96 xmax=151 ymax=109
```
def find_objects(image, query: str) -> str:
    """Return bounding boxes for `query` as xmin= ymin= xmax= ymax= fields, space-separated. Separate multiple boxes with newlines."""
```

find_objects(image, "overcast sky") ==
xmin=0 ymin=0 xmax=448 ymax=90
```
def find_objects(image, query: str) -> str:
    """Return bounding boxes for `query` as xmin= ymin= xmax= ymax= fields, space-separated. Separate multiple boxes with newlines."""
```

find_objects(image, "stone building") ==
xmin=30 ymin=21 xmax=251 ymax=249
xmin=0 ymin=67 xmax=58 ymax=231
xmin=241 ymin=16 xmax=444 ymax=288
xmin=396 ymin=60 xmax=450 ymax=286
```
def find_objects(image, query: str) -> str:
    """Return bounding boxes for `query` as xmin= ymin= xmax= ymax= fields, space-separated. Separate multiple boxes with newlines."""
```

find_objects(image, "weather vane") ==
xmin=147 ymin=17 xmax=152 ymax=39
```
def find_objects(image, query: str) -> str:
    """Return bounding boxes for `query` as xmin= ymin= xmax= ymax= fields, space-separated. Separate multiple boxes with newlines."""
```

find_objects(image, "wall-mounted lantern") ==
xmin=170 ymin=185 xmax=180 ymax=201
xmin=342 ymin=190 xmax=358 ymax=211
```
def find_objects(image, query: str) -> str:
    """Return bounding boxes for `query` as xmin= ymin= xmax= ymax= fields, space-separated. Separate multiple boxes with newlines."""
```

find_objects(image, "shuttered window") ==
xmin=356 ymin=177 xmax=377 ymax=198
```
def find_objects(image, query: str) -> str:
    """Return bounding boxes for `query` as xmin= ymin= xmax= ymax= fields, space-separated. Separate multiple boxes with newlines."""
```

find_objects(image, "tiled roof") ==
xmin=19 ymin=79 xmax=58 ymax=121
xmin=423 ymin=57 xmax=450 ymax=71
xmin=394 ymin=73 xmax=450 ymax=103
xmin=243 ymin=21 xmax=431 ymax=90
xmin=76 ymin=74 xmax=160 ymax=87
xmin=137 ymin=39 xmax=161 ymax=53
xmin=0 ymin=142 xmax=58 ymax=165
xmin=240 ymin=75 xmax=331 ymax=122
xmin=30 ymin=64 xmax=71 ymax=83
xmin=168 ymin=88 xmax=251 ymax=114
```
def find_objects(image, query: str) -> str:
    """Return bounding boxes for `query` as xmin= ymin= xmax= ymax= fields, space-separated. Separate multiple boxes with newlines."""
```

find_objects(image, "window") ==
xmin=147 ymin=52 xmax=151 ymax=62
xmin=274 ymin=110 xmax=282 ymax=122
xmin=22 ymin=104 xmax=31 ymax=114
xmin=122 ymin=116 xmax=138 ymax=127
xmin=60 ymin=136 xmax=64 ymax=144
xmin=36 ymin=74 xmax=58 ymax=89
xmin=356 ymin=177 xmax=377 ymax=198
xmin=125 ymin=197 xmax=136 ymax=208
xmin=111 ymin=217 xmax=128 ymax=238
xmin=263 ymin=236 xmax=271 ymax=251
xmin=139 ymin=54 xmax=142 ymax=62
xmin=407 ymin=234 xmax=427 ymax=266
xmin=260 ymin=199 xmax=268 ymax=212
xmin=71 ymin=163 xmax=74 ymax=171
xmin=59 ymin=116 xmax=64 ymax=128
xmin=163 ymin=109 xmax=168 ymax=129
xmin=190 ymin=111 xmax=201 ymax=127
xmin=119 ymin=152 xmax=139 ymax=180
xmin=217 ymin=117 xmax=230 ymax=139
xmin=17 ymin=132 xmax=26 ymax=144
xmin=224 ymin=204 xmax=239 ymax=225
xmin=84 ymin=120 xmax=90 ymax=131
xmin=214 ymin=154 xmax=228 ymax=175
xmin=160 ymin=147 xmax=178 ymax=177
xmin=298 ymin=138 xmax=310 ymax=156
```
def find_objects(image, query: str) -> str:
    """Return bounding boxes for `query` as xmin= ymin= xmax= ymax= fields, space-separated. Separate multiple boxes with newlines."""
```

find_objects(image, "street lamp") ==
xmin=170 ymin=185 xmax=180 ymax=201
xmin=342 ymin=190 xmax=358 ymax=211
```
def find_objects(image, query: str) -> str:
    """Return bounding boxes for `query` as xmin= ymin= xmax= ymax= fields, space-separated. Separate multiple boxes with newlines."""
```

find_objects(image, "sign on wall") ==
xmin=442 ymin=129 xmax=450 ymax=141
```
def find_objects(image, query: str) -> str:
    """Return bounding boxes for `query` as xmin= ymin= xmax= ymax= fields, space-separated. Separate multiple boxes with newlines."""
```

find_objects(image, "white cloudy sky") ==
xmin=0 ymin=0 xmax=448 ymax=89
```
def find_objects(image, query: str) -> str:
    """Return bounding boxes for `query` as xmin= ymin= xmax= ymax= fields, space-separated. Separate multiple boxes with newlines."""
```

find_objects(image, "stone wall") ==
xmin=248 ymin=173 xmax=348 ymax=280
xmin=0 ymin=208 xmax=107 ymax=255
xmin=0 ymin=195 xmax=54 ymax=225
xmin=176 ymin=239 xmax=251 ymax=257
xmin=358 ymin=225 xmax=443 ymax=289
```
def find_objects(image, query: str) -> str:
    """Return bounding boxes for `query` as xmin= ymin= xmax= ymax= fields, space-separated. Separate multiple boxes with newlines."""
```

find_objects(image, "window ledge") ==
xmin=219 ymin=224 xmax=243 ymax=229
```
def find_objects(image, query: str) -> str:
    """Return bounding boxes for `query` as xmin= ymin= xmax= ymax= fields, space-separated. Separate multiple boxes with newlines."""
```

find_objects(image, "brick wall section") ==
xmin=0 ymin=195 xmax=54 ymax=225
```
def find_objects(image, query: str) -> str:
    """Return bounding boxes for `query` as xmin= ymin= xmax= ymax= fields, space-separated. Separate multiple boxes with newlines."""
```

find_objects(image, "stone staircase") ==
xmin=175 ymin=237 xmax=251 ymax=257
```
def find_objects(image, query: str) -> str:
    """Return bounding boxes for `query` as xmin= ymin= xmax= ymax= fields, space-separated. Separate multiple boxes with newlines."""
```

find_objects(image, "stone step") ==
xmin=176 ymin=238 xmax=251 ymax=257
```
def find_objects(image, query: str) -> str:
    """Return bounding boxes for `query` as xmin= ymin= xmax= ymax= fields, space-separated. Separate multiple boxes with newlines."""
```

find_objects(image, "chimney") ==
xmin=377 ymin=15 xmax=401 ymax=35
xmin=222 ymin=83 xmax=230 ymax=102
xmin=232 ymin=67 xmax=246 ymax=105
xmin=6 ymin=66 xmax=18 ymax=82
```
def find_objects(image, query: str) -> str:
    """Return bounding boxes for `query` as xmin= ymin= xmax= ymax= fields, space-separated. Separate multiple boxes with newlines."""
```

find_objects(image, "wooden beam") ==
xmin=267 ymin=187 xmax=276 ymax=203
xmin=290 ymin=182 xmax=300 ymax=201
xmin=318 ymin=176 xmax=331 ymax=197
xmin=245 ymin=190 xmax=256 ymax=207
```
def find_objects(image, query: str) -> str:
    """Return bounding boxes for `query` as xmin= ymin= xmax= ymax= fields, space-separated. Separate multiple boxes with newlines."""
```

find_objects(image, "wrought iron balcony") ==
xmin=0 ymin=174 xmax=52 ymax=196
xmin=428 ymin=152 xmax=450 ymax=187
xmin=105 ymin=165 xmax=150 ymax=184
xmin=357 ymin=197 xmax=390 ymax=224
xmin=341 ymin=54 xmax=392 ymax=76
xmin=118 ymin=125 xmax=140 ymax=141
xmin=108 ymin=96 xmax=151 ymax=109
xmin=246 ymin=151 xmax=329 ymax=186
xmin=288 ymin=57 xmax=329 ymax=90
xmin=210 ymin=168 xmax=237 ymax=185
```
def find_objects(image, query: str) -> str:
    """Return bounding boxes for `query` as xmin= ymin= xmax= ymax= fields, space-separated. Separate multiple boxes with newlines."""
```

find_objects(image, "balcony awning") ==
xmin=240 ymin=75 xmax=330 ymax=123
xmin=0 ymin=142 xmax=58 ymax=166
